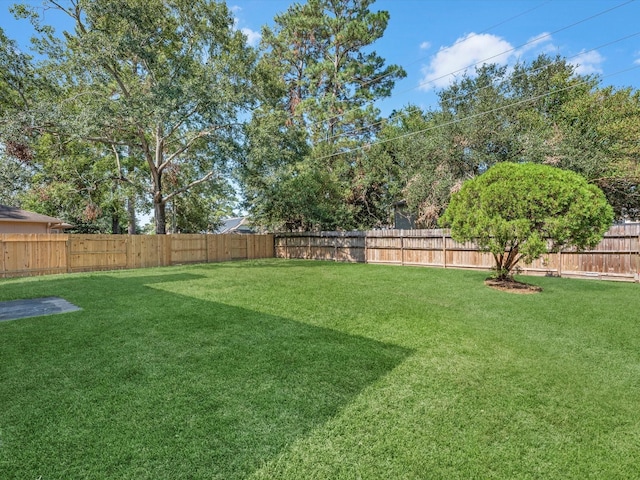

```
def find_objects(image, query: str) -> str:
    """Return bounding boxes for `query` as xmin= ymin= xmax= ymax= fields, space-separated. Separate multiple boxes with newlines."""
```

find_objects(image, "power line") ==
xmin=315 ymin=29 xmax=640 ymax=147
xmin=298 ymin=0 xmax=636 ymax=137
xmin=413 ymin=0 xmax=635 ymax=92
xmin=262 ymin=0 xmax=555 ymax=130
xmin=311 ymin=64 xmax=640 ymax=163
xmin=359 ymin=0 xmax=554 ymax=90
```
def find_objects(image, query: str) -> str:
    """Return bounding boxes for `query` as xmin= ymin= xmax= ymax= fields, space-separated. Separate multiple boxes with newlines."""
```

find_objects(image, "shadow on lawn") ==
xmin=0 ymin=271 xmax=411 ymax=479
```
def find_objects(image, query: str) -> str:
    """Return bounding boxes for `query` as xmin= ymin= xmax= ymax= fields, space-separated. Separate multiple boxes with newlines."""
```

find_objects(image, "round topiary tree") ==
xmin=439 ymin=162 xmax=614 ymax=281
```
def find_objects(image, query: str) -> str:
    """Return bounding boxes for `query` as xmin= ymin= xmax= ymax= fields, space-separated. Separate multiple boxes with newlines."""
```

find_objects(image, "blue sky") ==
xmin=231 ymin=0 xmax=640 ymax=115
xmin=2 ymin=0 xmax=639 ymax=117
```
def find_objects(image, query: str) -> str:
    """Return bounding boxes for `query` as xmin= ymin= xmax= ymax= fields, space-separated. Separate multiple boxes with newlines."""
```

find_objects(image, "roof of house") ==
xmin=0 ymin=205 xmax=67 ymax=226
xmin=214 ymin=216 xmax=254 ymax=234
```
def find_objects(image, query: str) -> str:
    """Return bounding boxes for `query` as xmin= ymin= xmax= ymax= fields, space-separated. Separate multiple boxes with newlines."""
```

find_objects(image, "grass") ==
xmin=1 ymin=259 xmax=639 ymax=479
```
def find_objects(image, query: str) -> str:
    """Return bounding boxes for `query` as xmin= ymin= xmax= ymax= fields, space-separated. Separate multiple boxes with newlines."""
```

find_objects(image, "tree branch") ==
xmin=163 ymin=170 xmax=214 ymax=203
xmin=161 ymin=103 xmax=202 ymax=143
xmin=159 ymin=130 xmax=212 ymax=171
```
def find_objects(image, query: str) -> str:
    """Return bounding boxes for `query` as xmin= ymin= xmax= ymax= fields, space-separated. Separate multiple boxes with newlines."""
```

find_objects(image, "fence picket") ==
xmin=0 ymin=234 xmax=274 ymax=279
xmin=276 ymin=226 xmax=640 ymax=283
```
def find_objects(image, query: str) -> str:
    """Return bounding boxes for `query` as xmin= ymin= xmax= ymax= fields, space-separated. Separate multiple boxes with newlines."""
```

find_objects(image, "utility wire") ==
xmin=256 ymin=0 xmax=554 ymax=128
xmin=311 ymin=64 xmax=640 ymax=163
xmin=299 ymin=0 xmax=636 ymax=137
xmin=358 ymin=0 xmax=554 ymax=90
xmin=315 ymin=29 xmax=640 ymax=146
xmin=413 ymin=0 xmax=635 ymax=92
xmin=308 ymin=0 xmax=555 ymax=132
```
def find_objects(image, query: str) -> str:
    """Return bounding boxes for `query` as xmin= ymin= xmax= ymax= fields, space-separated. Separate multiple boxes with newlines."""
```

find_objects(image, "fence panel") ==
xmin=366 ymin=230 xmax=403 ymax=265
xmin=247 ymin=234 xmax=274 ymax=260
xmin=127 ymin=235 xmax=163 ymax=269
xmin=276 ymin=232 xmax=365 ymax=263
xmin=68 ymin=235 xmax=128 ymax=273
xmin=169 ymin=234 xmax=208 ymax=265
xmin=231 ymin=236 xmax=248 ymax=260
xmin=0 ymin=233 xmax=274 ymax=279
xmin=275 ymin=225 xmax=640 ymax=282
xmin=207 ymin=234 xmax=232 ymax=262
xmin=0 ymin=234 xmax=68 ymax=277
xmin=334 ymin=233 xmax=365 ymax=263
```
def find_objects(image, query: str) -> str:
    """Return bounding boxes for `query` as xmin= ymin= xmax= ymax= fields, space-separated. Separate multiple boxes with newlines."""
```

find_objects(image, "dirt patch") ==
xmin=484 ymin=278 xmax=542 ymax=294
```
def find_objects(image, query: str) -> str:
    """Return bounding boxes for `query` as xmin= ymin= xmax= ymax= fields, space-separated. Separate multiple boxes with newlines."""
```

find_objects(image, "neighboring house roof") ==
xmin=0 ymin=205 xmax=71 ymax=229
xmin=214 ymin=216 xmax=254 ymax=234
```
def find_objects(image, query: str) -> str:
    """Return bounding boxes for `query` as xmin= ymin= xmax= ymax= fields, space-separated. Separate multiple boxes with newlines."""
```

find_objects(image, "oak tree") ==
xmin=11 ymin=0 xmax=256 ymax=233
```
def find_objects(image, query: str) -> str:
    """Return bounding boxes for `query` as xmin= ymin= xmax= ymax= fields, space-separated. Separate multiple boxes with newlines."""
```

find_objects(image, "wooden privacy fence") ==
xmin=0 ymin=233 xmax=274 ymax=278
xmin=4 ymin=227 xmax=639 ymax=282
xmin=275 ymin=224 xmax=640 ymax=282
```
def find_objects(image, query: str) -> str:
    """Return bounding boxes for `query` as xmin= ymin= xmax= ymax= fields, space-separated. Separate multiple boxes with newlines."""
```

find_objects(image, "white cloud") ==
xmin=241 ymin=27 xmax=261 ymax=47
xmin=515 ymin=32 xmax=553 ymax=56
xmin=420 ymin=41 xmax=431 ymax=50
xmin=419 ymin=31 xmax=557 ymax=90
xmin=419 ymin=33 xmax=514 ymax=90
xmin=229 ymin=6 xmax=261 ymax=47
xmin=571 ymin=49 xmax=605 ymax=75
xmin=634 ymin=52 xmax=640 ymax=65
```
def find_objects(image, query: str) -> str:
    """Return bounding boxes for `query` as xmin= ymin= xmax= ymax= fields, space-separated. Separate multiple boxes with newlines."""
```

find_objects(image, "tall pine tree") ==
xmin=241 ymin=0 xmax=405 ymax=230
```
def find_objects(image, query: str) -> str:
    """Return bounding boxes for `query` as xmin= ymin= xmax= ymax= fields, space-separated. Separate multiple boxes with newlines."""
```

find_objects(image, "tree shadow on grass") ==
xmin=0 ymin=272 xmax=411 ymax=479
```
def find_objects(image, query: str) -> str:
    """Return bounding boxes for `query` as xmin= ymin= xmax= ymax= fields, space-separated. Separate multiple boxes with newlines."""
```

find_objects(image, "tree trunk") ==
xmin=127 ymin=197 xmax=136 ymax=235
xmin=111 ymin=212 xmax=121 ymax=234
xmin=153 ymin=167 xmax=167 ymax=234
xmin=154 ymin=198 xmax=166 ymax=234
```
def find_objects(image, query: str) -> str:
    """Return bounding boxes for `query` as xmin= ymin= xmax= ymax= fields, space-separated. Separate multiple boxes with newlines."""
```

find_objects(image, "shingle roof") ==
xmin=214 ymin=217 xmax=254 ymax=234
xmin=0 ymin=205 xmax=65 ymax=225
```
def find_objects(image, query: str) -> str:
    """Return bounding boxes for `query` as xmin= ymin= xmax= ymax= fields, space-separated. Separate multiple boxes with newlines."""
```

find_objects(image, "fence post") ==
xmin=558 ymin=251 xmax=563 ymax=278
xmin=364 ymin=231 xmax=368 ymax=264
xmin=0 ymin=236 xmax=4 ymax=278
xmin=66 ymin=237 xmax=72 ymax=273
xmin=125 ymin=235 xmax=131 ymax=269
xmin=401 ymin=231 xmax=405 ymax=265
xmin=442 ymin=233 xmax=447 ymax=268
xmin=166 ymin=235 xmax=172 ymax=266
xmin=636 ymin=232 xmax=640 ymax=283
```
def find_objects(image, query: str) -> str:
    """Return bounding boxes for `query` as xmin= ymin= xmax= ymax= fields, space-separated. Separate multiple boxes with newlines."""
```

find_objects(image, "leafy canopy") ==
xmin=440 ymin=162 xmax=614 ymax=279
xmin=8 ymin=0 xmax=256 ymax=234
xmin=397 ymin=55 xmax=639 ymax=226
xmin=240 ymin=0 xmax=406 ymax=231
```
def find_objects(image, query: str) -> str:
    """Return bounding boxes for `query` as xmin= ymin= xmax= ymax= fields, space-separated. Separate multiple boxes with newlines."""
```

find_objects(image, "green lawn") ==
xmin=1 ymin=259 xmax=639 ymax=479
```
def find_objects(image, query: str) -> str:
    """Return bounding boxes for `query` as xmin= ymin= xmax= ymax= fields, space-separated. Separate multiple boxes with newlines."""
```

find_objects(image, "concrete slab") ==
xmin=0 ymin=297 xmax=81 ymax=322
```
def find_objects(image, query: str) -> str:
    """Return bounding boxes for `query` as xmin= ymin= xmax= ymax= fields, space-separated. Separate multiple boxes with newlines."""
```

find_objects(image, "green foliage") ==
xmin=371 ymin=106 xmax=460 ymax=227
xmin=0 ymin=26 xmax=40 ymax=118
xmin=241 ymin=0 xmax=405 ymax=230
xmin=0 ymin=155 xmax=30 ymax=206
xmin=165 ymin=180 xmax=235 ymax=233
xmin=8 ymin=0 xmax=256 ymax=233
xmin=17 ymin=135 xmax=128 ymax=233
xmin=440 ymin=163 xmax=614 ymax=279
xmin=555 ymin=86 xmax=640 ymax=218
xmin=401 ymin=55 xmax=640 ymax=225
